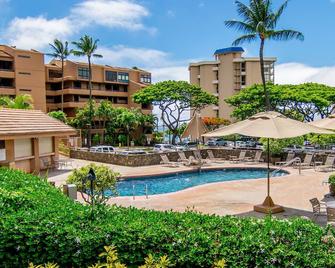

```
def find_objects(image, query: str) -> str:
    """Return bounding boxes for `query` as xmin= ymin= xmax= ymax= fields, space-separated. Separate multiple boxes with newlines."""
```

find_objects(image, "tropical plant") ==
xmin=66 ymin=163 xmax=120 ymax=205
xmin=260 ymin=136 xmax=304 ymax=157
xmin=72 ymin=35 xmax=103 ymax=148
xmin=116 ymin=108 xmax=141 ymax=148
xmin=202 ymin=117 xmax=231 ymax=131
xmin=48 ymin=110 xmax=67 ymax=123
xmin=0 ymin=94 xmax=33 ymax=109
xmin=47 ymin=39 xmax=71 ymax=111
xmin=133 ymin=80 xmax=218 ymax=144
xmin=225 ymin=0 xmax=304 ymax=110
xmin=225 ymin=83 xmax=335 ymax=121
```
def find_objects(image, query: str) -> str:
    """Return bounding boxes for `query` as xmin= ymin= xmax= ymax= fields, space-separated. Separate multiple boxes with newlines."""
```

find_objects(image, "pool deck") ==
xmin=48 ymin=158 xmax=333 ymax=225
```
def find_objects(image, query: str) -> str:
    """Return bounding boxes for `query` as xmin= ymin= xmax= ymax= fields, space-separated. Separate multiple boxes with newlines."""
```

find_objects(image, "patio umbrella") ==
xmin=181 ymin=113 xmax=208 ymax=141
xmin=203 ymin=111 xmax=332 ymax=214
xmin=309 ymin=114 xmax=335 ymax=130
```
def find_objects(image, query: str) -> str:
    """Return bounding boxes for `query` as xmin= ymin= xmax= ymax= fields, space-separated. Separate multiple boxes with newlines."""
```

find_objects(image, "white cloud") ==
xmin=70 ymin=0 xmax=153 ymax=32
xmin=149 ymin=66 xmax=189 ymax=82
xmin=2 ymin=0 xmax=154 ymax=50
xmin=96 ymin=45 xmax=170 ymax=67
xmin=4 ymin=16 xmax=74 ymax=50
xmin=276 ymin=62 xmax=335 ymax=86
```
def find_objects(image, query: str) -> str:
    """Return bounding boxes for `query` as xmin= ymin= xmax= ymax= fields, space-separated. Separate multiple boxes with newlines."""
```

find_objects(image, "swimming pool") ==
xmin=114 ymin=168 xmax=288 ymax=197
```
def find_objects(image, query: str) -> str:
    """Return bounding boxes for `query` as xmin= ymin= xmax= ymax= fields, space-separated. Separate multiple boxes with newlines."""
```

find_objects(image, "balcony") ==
xmin=212 ymin=80 xmax=219 ymax=84
xmin=0 ymin=70 xmax=14 ymax=79
xmin=0 ymin=87 xmax=15 ymax=95
xmin=212 ymin=66 xmax=219 ymax=71
xmin=46 ymin=88 xmax=129 ymax=98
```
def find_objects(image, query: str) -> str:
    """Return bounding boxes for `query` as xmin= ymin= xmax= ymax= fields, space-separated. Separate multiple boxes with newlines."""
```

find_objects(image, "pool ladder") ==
xmin=132 ymin=184 xmax=149 ymax=200
xmin=271 ymin=157 xmax=302 ymax=176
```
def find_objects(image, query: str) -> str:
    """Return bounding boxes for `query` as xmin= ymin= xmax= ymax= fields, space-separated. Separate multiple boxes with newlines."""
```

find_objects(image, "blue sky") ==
xmin=0 ymin=0 xmax=335 ymax=84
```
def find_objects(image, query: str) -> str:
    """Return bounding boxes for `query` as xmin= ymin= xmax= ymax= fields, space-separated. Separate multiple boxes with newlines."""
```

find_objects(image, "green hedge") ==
xmin=1 ymin=168 xmax=335 ymax=267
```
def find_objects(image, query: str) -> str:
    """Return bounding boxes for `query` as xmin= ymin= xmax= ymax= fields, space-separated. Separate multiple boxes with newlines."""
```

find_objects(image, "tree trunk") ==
xmin=259 ymin=37 xmax=270 ymax=111
xmin=61 ymin=58 xmax=64 ymax=112
xmin=171 ymin=133 xmax=178 ymax=145
xmin=87 ymin=56 xmax=92 ymax=148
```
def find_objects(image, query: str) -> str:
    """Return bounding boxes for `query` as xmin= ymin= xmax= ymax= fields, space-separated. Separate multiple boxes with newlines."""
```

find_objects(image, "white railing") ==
xmin=271 ymin=157 xmax=302 ymax=176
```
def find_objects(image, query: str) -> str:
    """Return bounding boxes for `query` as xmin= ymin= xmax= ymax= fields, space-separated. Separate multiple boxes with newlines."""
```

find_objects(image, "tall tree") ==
xmin=0 ymin=94 xmax=33 ymax=109
xmin=72 ymin=35 xmax=103 ymax=148
xmin=133 ymin=80 xmax=218 ymax=144
xmin=47 ymin=39 xmax=71 ymax=111
xmin=225 ymin=0 xmax=304 ymax=110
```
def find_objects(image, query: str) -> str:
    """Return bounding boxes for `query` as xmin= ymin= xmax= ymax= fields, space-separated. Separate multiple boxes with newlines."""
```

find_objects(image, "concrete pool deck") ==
xmin=47 ymin=158 xmax=333 ymax=225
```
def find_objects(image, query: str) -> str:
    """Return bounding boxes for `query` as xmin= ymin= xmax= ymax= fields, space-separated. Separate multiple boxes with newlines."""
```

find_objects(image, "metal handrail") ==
xmin=271 ymin=157 xmax=302 ymax=176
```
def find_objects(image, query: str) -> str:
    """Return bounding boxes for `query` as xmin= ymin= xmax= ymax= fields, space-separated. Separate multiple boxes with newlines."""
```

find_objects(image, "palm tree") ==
xmin=225 ymin=0 xmax=304 ymax=110
xmin=0 ymin=94 xmax=33 ymax=109
xmin=47 ymin=39 xmax=71 ymax=112
xmin=72 ymin=35 xmax=103 ymax=148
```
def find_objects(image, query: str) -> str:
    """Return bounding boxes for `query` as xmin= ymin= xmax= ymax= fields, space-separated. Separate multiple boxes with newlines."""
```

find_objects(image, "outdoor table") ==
xmin=58 ymin=159 xmax=74 ymax=169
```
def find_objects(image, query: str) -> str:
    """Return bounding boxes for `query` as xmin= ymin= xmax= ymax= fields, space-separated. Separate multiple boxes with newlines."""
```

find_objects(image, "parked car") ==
xmin=206 ymin=138 xmax=228 ymax=147
xmin=283 ymin=145 xmax=304 ymax=153
xmin=119 ymin=150 xmax=147 ymax=155
xmin=235 ymin=141 xmax=247 ymax=148
xmin=153 ymin=144 xmax=175 ymax=152
xmin=90 ymin=146 xmax=115 ymax=153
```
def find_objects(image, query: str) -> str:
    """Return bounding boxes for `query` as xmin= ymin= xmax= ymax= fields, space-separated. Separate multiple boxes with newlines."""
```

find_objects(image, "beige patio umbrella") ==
xmin=181 ymin=113 xmax=208 ymax=141
xmin=203 ymin=111 xmax=332 ymax=214
xmin=309 ymin=114 xmax=335 ymax=130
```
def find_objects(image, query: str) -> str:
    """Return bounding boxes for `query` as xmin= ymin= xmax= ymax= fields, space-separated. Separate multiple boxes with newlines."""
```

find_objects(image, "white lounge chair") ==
xmin=294 ymin=153 xmax=314 ymax=169
xmin=315 ymin=155 xmax=335 ymax=172
xmin=177 ymin=151 xmax=199 ymax=166
xmin=207 ymin=150 xmax=226 ymax=164
xmin=275 ymin=152 xmax=295 ymax=166
xmin=229 ymin=150 xmax=248 ymax=163
xmin=245 ymin=150 xmax=264 ymax=164
xmin=160 ymin=154 xmax=180 ymax=167
xmin=193 ymin=150 xmax=211 ymax=165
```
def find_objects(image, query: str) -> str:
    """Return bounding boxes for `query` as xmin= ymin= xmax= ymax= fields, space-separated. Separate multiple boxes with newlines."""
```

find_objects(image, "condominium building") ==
xmin=0 ymin=45 xmax=152 ymax=117
xmin=189 ymin=47 xmax=276 ymax=120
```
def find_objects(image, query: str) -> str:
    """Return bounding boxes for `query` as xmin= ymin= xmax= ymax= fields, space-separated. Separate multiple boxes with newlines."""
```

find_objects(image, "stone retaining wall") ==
xmin=70 ymin=148 xmax=262 ymax=167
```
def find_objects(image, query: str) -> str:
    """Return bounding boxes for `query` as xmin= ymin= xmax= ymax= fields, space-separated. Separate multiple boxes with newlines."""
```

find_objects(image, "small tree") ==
xmin=48 ymin=110 xmax=67 ymax=123
xmin=0 ymin=94 xmax=33 ymax=109
xmin=133 ymin=80 xmax=218 ymax=144
xmin=66 ymin=163 xmax=119 ymax=205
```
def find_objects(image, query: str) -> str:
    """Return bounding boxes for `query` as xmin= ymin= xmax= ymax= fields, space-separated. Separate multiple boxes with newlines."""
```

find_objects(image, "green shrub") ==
xmin=1 ymin=168 xmax=335 ymax=267
xmin=66 ymin=164 xmax=120 ymax=204
xmin=329 ymin=174 xmax=335 ymax=186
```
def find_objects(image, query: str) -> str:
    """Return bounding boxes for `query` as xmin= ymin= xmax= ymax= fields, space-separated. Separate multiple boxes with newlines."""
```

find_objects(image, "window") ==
xmin=241 ymin=75 xmax=246 ymax=86
xmin=39 ymin=137 xmax=53 ymax=155
xmin=241 ymin=62 xmax=246 ymax=72
xmin=73 ymin=81 xmax=81 ymax=88
xmin=0 ymin=140 xmax=5 ymax=161
xmin=105 ymin=71 xmax=117 ymax=82
xmin=117 ymin=72 xmax=129 ymax=82
xmin=140 ymin=74 xmax=151 ymax=84
xmin=0 ymin=61 xmax=13 ymax=71
xmin=18 ymin=55 xmax=31 ymax=58
xmin=0 ymin=78 xmax=14 ymax=88
xmin=78 ymin=67 xmax=89 ymax=79
xmin=18 ymin=72 xmax=31 ymax=75
xmin=14 ymin=139 xmax=32 ymax=159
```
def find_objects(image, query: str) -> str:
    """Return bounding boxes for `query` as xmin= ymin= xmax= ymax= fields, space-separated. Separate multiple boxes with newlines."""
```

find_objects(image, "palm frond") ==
xmin=235 ymin=0 xmax=255 ymax=23
xmin=93 ymin=53 xmax=103 ymax=58
xmin=224 ymin=20 xmax=255 ymax=34
xmin=270 ymin=0 xmax=289 ymax=28
xmin=268 ymin=29 xmax=304 ymax=41
xmin=71 ymin=50 xmax=86 ymax=57
xmin=232 ymin=34 xmax=258 ymax=46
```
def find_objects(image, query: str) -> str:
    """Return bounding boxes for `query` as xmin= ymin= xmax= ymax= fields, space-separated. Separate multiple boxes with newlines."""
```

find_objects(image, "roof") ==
xmin=214 ymin=47 xmax=244 ymax=55
xmin=0 ymin=109 xmax=77 ymax=139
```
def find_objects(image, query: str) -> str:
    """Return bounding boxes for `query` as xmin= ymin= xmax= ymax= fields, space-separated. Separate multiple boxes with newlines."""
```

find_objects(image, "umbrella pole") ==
xmin=254 ymin=137 xmax=284 ymax=214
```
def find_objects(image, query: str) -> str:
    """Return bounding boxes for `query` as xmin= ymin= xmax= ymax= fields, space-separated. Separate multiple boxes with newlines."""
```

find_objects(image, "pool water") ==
xmin=114 ymin=168 xmax=288 ymax=197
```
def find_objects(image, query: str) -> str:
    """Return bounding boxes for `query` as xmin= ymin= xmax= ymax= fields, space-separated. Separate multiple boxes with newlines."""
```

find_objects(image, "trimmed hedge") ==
xmin=1 ymin=168 xmax=335 ymax=267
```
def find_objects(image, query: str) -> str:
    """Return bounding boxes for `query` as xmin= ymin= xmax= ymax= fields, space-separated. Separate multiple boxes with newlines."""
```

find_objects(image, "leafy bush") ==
xmin=1 ymin=168 xmax=335 ymax=267
xmin=329 ymin=174 xmax=335 ymax=186
xmin=66 ymin=164 xmax=120 ymax=204
xmin=47 ymin=110 xmax=67 ymax=123
xmin=260 ymin=137 xmax=304 ymax=157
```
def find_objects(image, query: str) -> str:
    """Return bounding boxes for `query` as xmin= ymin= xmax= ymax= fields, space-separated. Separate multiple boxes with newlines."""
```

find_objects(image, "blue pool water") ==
xmin=114 ymin=168 xmax=288 ymax=196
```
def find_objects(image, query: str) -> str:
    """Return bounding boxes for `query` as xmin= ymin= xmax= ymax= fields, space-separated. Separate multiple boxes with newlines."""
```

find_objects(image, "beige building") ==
xmin=45 ymin=60 xmax=152 ymax=117
xmin=0 ymin=45 xmax=46 ymax=111
xmin=0 ymin=45 xmax=152 ymax=117
xmin=0 ymin=109 xmax=76 ymax=173
xmin=189 ymin=47 xmax=276 ymax=120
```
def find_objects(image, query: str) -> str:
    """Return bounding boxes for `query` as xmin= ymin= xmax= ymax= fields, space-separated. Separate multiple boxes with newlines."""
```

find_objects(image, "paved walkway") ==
xmin=47 ymin=158 xmax=333 ymax=225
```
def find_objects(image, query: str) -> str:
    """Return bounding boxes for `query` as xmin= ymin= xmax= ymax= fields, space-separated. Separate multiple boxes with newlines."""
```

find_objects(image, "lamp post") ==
xmin=87 ymin=167 xmax=96 ymax=220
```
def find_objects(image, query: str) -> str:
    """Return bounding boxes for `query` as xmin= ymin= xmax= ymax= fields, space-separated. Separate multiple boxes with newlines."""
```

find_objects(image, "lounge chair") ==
xmin=193 ymin=150 xmax=211 ymax=165
xmin=294 ymin=153 xmax=314 ymax=169
xmin=309 ymin=198 xmax=327 ymax=221
xmin=245 ymin=150 xmax=264 ymax=164
xmin=207 ymin=150 xmax=226 ymax=164
xmin=315 ymin=155 xmax=335 ymax=172
xmin=275 ymin=152 xmax=295 ymax=166
xmin=177 ymin=151 xmax=199 ymax=166
xmin=160 ymin=154 xmax=180 ymax=167
xmin=229 ymin=150 xmax=248 ymax=163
